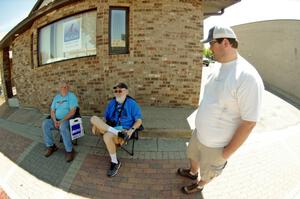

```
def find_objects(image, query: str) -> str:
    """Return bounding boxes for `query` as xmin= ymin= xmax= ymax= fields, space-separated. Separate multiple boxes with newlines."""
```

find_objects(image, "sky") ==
xmin=1 ymin=0 xmax=300 ymax=40
xmin=0 ymin=0 xmax=37 ymax=40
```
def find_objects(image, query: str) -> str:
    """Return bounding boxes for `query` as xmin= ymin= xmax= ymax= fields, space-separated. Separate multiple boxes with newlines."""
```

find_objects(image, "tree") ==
xmin=203 ymin=48 xmax=213 ymax=59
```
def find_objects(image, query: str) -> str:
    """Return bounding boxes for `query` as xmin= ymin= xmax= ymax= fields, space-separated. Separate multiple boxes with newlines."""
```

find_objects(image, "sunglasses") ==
xmin=114 ymin=89 xmax=124 ymax=93
xmin=209 ymin=40 xmax=218 ymax=46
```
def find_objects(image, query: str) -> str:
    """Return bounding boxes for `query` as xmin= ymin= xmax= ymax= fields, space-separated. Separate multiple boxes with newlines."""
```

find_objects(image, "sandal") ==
xmin=181 ymin=182 xmax=203 ymax=194
xmin=177 ymin=168 xmax=198 ymax=180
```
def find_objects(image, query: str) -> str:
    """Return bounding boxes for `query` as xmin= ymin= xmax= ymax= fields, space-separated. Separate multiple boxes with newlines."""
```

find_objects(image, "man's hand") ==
xmin=222 ymin=147 xmax=231 ymax=160
xmin=118 ymin=130 xmax=131 ymax=143
xmin=222 ymin=120 xmax=256 ymax=160
xmin=54 ymin=121 xmax=60 ymax=129
xmin=125 ymin=128 xmax=135 ymax=137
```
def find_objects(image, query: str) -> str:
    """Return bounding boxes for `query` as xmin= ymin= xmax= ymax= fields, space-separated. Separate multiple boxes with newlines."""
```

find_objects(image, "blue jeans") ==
xmin=42 ymin=119 xmax=73 ymax=152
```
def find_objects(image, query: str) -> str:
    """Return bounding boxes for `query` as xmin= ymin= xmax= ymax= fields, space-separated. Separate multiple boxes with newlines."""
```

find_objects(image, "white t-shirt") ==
xmin=195 ymin=54 xmax=264 ymax=148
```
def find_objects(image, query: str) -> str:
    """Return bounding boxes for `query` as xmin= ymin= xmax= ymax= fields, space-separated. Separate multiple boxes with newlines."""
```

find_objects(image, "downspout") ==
xmin=204 ymin=8 xmax=224 ymax=17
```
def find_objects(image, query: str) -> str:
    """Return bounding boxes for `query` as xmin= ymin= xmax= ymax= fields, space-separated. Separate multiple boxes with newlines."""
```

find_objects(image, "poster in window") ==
xmin=63 ymin=18 xmax=82 ymax=52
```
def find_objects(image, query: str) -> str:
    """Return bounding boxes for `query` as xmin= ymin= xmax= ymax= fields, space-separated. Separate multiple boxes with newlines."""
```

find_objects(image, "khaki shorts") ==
xmin=187 ymin=130 xmax=227 ymax=182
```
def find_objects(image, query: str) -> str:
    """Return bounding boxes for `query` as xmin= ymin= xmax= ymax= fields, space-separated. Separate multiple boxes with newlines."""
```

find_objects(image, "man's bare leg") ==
xmin=190 ymin=159 xmax=209 ymax=187
xmin=181 ymin=159 xmax=208 ymax=194
xmin=190 ymin=159 xmax=199 ymax=175
xmin=90 ymin=116 xmax=111 ymax=134
xmin=90 ymin=115 xmax=125 ymax=172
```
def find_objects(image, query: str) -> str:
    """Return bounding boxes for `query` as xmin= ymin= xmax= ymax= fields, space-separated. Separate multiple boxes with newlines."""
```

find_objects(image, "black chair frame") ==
xmin=106 ymin=124 xmax=143 ymax=156
xmin=120 ymin=129 xmax=139 ymax=156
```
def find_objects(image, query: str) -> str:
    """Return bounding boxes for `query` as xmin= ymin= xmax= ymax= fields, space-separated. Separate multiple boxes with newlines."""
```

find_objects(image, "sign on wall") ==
xmin=63 ymin=18 xmax=82 ymax=52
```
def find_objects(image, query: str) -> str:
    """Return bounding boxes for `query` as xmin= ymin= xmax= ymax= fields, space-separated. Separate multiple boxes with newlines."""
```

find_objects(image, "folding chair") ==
xmin=105 ymin=95 xmax=143 ymax=156
xmin=119 ymin=125 xmax=144 ymax=156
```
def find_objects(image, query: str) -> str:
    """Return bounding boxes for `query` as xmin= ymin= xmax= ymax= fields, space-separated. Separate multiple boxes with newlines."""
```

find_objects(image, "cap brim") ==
xmin=201 ymin=27 xmax=216 ymax=43
xmin=201 ymin=38 xmax=212 ymax=43
xmin=113 ymin=85 xmax=127 ymax=89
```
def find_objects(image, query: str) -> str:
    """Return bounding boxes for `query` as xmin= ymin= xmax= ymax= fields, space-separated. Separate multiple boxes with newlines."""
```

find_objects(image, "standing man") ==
xmin=90 ymin=82 xmax=143 ymax=177
xmin=178 ymin=26 xmax=264 ymax=194
xmin=42 ymin=81 xmax=78 ymax=162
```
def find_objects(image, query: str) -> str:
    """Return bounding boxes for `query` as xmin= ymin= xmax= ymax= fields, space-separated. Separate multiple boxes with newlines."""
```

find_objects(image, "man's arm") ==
xmin=126 ymin=119 xmax=142 ymax=137
xmin=50 ymin=109 xmax=56 ymax=122
xmin=51 ymin=109 xmax=61 ymax=129
xmin=131 ymin=101 xmax=143 ymax=131
xmin=60 ymin=92 xmax=78 ymax=123
xmin=223 ymin=120 xmax=256 ymax=160
xmin=60 ymin=107 xmax=76 ymax=123
xmin=131 ymin=119 xmax=142 ymax=130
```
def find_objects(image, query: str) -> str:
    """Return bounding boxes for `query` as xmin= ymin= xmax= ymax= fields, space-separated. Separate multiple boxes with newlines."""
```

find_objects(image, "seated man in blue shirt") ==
xmin=42 ymin=81 xmax=78 ymax=162
xmin=90 ymin=82 xmax=143 ymax=177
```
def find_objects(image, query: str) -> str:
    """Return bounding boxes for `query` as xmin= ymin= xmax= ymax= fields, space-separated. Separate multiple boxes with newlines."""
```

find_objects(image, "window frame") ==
xmin=109 ymin=7 xmax=129 ymax=55
xmin=37 ymin=8 xmax=97 ymax=66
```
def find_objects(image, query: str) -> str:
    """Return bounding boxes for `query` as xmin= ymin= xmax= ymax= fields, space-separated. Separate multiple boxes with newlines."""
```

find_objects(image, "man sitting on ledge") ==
xmin=90 ymin=82 xmax=143 ymax=177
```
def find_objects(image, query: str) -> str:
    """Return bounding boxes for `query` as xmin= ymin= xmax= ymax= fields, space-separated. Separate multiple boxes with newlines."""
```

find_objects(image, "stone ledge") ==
xmin=141 ymin=128 xmax=192 ymax=138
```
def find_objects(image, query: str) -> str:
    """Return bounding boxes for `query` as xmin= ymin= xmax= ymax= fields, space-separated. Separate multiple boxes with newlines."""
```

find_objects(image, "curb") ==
xmin=141 ymin=129 xmax=192 ymax=138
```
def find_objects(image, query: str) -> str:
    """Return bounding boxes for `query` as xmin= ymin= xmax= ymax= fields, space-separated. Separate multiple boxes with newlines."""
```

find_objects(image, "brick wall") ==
xmin=11 ymin=0 xmax=203 ymax=115
xmin=0 ymin=50 xmax=3 ymax=95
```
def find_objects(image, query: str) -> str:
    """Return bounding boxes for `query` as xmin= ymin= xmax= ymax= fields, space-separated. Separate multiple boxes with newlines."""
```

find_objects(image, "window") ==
xmin=38 ymin=10 xmax=96 ymax=65
xmin=109 ymin=7 xmax=129 ymax=54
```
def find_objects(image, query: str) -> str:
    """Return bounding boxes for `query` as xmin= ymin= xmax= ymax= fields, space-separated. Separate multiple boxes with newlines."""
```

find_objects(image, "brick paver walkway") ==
xmin=1 ymin=99 xmax=300 ymax=199
xmin=0 ymin=118 xmax=202 ymax=199
xmin=69 ymin=156 xmax=200 ymax=198
xmin=0 ymin=128 xmax=32 ymax=162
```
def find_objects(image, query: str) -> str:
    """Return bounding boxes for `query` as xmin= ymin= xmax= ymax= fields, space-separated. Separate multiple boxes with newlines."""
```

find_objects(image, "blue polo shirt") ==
xmin=104 ymin=97 xmax=142 ymax=129
xmin=51 ymin=92 xmax=78 ymax=120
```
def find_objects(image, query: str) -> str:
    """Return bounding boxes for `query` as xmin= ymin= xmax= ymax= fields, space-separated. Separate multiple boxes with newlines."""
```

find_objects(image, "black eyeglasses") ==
xmin=209 ymin=40 xmax=218 ymax=46
xmin=114 ymin=89 xmax=123 ymax=93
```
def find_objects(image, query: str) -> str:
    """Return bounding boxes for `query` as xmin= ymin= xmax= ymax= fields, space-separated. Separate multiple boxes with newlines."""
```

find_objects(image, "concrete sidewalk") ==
xmin=0 ymin=90 xmax=300 ymax=199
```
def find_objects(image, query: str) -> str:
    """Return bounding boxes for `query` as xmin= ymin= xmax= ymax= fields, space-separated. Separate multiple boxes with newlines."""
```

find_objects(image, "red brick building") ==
xmin=0 ymin=0 xmax=240 ymax=114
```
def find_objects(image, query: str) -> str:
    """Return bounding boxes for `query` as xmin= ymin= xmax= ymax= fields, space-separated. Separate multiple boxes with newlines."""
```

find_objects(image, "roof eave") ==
xmin=203 ymin=0 xmax=241 ymax=19
xmin=29 ymin=0 xmax=44 ymax=15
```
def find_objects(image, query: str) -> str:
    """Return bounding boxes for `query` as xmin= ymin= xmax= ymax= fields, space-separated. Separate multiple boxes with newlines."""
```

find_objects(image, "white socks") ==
xmin=108 ymin=126 xmax=120 ymax=136
xmin=107 ymin=128 xmax=120 ymax=164
xmin=110 ymin=154 xmax=118 ymax=164
xmin=190 ymin=170 xmax=197 ymax=175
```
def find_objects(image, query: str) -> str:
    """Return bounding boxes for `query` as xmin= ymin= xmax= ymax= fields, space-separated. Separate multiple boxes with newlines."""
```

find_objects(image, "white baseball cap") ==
xmin=201 ymin=26 xmax=237 ymax=43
